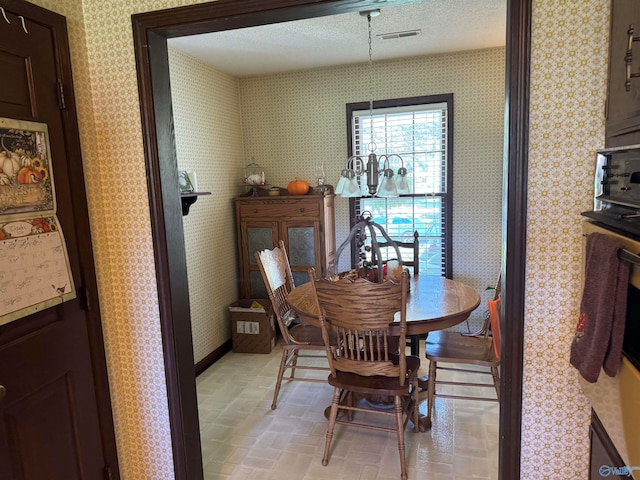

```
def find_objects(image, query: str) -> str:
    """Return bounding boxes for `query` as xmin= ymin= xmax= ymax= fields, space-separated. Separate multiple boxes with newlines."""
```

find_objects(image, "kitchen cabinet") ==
xmin=606 ymin=0 xmax=640 ymax=147
xmin=235 ymin=192 xmax=335 ymax=299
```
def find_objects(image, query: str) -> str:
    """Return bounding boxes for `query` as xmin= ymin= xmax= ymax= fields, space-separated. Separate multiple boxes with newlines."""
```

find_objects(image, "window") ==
xmin=347 ymin=94 xmax=452 ymax=277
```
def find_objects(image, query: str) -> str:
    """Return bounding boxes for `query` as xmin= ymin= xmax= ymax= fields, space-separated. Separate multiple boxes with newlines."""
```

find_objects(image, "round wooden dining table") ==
xmin=287 ymin=274 xmax=481 ymax=337
xmin=286 ymin=274 xmax=481 ymax=431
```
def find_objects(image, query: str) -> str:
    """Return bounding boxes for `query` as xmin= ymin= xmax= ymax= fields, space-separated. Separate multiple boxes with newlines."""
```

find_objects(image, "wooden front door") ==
xmin=0 ymin=1 xmax=118 ymax=479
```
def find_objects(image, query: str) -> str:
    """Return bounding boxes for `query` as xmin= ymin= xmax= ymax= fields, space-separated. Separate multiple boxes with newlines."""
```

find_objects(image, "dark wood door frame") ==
xmin=132 ymin=1 xmax=530 ymax=479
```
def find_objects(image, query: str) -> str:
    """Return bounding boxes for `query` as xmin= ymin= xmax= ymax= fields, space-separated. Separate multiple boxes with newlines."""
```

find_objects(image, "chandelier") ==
xmin=334 ymin=10 xmax=411 ymax=198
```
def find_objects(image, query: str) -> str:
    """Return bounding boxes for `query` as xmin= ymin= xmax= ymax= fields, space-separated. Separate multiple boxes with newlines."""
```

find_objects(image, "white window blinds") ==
xmin=352 ymin=102 xmax=448 ymax=195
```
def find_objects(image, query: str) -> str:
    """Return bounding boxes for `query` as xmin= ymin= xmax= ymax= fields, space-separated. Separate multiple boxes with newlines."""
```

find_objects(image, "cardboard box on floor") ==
xmin=229 ymin=299 xmax=275 ymax=354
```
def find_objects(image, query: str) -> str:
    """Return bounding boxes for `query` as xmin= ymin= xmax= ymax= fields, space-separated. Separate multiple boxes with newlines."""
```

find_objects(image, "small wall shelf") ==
xmin=181 ymin=191 xmax=211 ymax=216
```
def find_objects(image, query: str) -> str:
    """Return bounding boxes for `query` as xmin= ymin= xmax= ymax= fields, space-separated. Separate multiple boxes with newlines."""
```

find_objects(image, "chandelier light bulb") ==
xmin=342 ymin=177 xmax=363 ymax=198
xmin=377 ymin=169 xmax=398 ymax=198
xmin=396 ymin=166 xmax=411 ymax=194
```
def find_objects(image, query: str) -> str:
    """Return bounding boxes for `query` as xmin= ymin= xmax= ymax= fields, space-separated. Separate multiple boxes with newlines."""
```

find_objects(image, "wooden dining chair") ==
xmin=309 ymin=269 xmax=420 ymax=480
xmin=425 ymin=296 xmax=501 ymax=425
xmin=371 ymin=231 xmax=421 ymax=354
xmin=371 ymin=230 xmax=420 ymax=275
xmin=255 ymin=241 xmax=331 ymax=410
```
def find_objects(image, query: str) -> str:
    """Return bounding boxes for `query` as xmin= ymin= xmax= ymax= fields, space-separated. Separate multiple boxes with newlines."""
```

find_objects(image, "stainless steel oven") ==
xmin=583 ymin=145 xmax=640 ymax=370
xmin=581 ymin=146 xmax=640 ymax=477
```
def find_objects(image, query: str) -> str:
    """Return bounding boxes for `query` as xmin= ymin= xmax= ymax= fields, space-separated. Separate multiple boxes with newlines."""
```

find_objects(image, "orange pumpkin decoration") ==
xmin=287 ymin=179 xmax=309 ymax=195
xmin=17 ymin=167 xmax=42 ymax=184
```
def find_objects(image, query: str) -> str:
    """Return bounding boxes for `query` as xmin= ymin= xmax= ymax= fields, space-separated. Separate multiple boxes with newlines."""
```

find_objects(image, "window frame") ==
xmin=346 ymin=94 xmax=453 ymax=278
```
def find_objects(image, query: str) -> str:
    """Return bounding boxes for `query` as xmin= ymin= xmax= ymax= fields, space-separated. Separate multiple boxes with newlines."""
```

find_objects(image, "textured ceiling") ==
xmin=168 ymin=0 xmax=507 ymax=77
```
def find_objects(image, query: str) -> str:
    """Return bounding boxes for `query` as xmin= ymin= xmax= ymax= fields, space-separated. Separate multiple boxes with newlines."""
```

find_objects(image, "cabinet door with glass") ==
xmin=281 ymin=220 xmax=322 ymax=287
xmin=238 ymin=220 xmax=278 ymax=299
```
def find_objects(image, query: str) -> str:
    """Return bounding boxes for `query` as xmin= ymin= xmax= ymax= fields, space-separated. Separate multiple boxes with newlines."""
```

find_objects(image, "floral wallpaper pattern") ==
xmin=523 ymin=0 xmax=609 ymax=478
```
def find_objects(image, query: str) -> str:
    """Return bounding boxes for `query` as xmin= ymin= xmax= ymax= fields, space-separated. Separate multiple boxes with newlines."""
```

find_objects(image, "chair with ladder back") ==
xmin=255 ymin=241 xmax=332 ymax=409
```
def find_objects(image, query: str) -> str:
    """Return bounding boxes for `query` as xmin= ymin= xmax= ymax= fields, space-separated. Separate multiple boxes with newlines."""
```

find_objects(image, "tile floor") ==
xmin=197 ymin=339 xmax=499 ymax=480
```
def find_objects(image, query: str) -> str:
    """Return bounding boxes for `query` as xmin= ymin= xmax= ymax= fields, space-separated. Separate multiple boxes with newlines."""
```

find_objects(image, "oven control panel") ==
xmin=584 ymin=145 xmax=640 ymax=238
xmin=595 ymin=145 xmax=640 ymax=210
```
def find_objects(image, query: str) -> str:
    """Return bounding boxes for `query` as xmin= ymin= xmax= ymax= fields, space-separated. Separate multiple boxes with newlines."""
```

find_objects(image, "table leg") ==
xmin=418 ymin=413 xmax=432 ymax=431
xmin=409 ymin=335 xmax=419 ymax=356
xmin=418 ymin=375 xmax=428 ymax=392
xmin=416 ymin=375 xmax=431 ymax=431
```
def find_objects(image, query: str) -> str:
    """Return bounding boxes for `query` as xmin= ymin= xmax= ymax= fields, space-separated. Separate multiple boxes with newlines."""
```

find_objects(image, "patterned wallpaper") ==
xmin=523 ymin=0 xmax=609 ymax=478
xmin=22 ymin=0 xmax=611 ymax=478
xmin=168 ymin=48 xmax=244 ymax=364
xmin=239 ymin=47 xmax=506 ymax=329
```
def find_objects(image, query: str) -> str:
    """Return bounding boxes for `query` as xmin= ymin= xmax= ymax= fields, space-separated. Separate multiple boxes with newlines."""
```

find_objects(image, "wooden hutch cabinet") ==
xmin=235 ymin=192 xmax=336 ymax=299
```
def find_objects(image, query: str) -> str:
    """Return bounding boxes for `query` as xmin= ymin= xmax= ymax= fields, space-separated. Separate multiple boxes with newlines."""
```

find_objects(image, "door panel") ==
xmin=0 ymin=49 xmax=35 ymax=118
xmin=0 ymin=2 xmax=117 ymax=479
xmin=1 ymin=314 xmax=104 ymax=480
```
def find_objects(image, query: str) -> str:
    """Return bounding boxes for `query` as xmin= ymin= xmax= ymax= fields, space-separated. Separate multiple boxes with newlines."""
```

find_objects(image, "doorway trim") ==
xmin=132 ymin=1 xmax=530 ymax=479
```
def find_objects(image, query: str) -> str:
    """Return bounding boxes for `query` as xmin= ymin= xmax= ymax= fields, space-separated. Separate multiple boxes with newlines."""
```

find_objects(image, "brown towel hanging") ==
xmin=570 ymin=233 xmax=630 ymax=382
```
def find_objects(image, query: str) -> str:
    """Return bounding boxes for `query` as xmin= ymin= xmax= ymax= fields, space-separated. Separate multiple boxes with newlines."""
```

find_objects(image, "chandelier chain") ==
xmin=367 ymin=13 xmax=374 ymax=153
xmin=334 ymin=9 xmax=409 ymax=198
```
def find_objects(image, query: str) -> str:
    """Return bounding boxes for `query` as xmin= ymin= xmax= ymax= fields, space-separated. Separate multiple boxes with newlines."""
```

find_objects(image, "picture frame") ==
xmin=178 ymin=170 xmax=194 ymax=193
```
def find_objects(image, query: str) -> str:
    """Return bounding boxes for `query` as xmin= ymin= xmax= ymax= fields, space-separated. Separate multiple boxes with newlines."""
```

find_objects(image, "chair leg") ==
xmin=289 ymin=349 xmax=299 ymax=379
xmin=271 ymin=348 xmax=288 ymax=410
xmin=427 ymin=359 xmax=437 ymax=421
xmin=345 ymin=390 xmax=356 ymax=421
xmin=336 ymin=389 xmax=351 ymax=421
xmin=322 ymin=387 xmax=342 ymax=466
xmin=394 ymin=395 xmax=408 ymax=480
xmin=491 ymin=366 xmax=500 ymax=401
xmin=411 ymin=377 xmax=420 ymax=433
